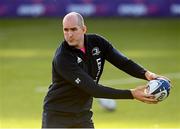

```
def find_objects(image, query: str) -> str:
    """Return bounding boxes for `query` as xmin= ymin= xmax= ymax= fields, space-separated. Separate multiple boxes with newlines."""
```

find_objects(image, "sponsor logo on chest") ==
xmin=92 ymin=47 xmax=101 ymax=56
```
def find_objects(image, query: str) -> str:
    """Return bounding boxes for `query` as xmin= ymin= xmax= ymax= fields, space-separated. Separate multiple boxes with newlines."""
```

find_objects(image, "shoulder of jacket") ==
xmin=87 ymin=34 xmax=109 ymax=43
xmin=86 ymin=33 xmax=102 ymax=39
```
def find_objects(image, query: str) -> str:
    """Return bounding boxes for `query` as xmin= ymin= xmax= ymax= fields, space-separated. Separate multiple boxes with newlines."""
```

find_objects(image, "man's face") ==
xmin=63 ymin=17 xmax=86 ymax=48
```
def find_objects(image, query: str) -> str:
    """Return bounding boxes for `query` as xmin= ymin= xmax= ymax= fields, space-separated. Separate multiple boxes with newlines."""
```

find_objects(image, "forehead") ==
xmin=63 ymin=16 xmax=79 ymax=28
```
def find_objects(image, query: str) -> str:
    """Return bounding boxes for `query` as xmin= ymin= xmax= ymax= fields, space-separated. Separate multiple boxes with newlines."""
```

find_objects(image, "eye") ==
xmin=71 ymin=28 xmax=78 ymax=31
xmin=64 ymin=28 xmax=68 ymax=32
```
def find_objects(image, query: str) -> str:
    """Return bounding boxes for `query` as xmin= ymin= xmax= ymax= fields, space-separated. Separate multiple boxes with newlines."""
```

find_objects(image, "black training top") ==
xmin=43 ymin=34 xmax=147 ymax=113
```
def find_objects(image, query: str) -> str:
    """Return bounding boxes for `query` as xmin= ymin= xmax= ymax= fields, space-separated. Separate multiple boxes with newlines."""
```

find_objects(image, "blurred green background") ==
xmin=0 ymin=18 xmax=180 ymax=128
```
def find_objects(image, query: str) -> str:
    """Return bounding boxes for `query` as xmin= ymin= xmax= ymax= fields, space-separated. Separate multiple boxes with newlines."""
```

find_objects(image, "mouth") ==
xmin=68 ymin=37 xmax=74 ymax=42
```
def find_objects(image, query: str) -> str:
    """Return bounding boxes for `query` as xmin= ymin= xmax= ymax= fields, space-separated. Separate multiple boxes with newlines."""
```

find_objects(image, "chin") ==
xmin=68 ymin=42 xmax=75 ymax=46
xmin=67 ymin=42 xmax=76 ymax=47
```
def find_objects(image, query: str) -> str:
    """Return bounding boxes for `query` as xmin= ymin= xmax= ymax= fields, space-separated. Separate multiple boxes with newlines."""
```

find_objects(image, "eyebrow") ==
xmin=64 ymin=27 xmax=78 ymax=31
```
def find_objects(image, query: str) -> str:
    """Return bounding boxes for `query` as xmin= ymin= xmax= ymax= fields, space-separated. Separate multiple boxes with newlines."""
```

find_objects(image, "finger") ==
xmin=142 ymin=94 xmax=158 ymax=102
xmin=147 ymin=96 xmax=156 ymax=99
xmin=143 ymin=97 xmax=158 ymax=103
xmin=144 ymin=94 xmax=155 ymax=99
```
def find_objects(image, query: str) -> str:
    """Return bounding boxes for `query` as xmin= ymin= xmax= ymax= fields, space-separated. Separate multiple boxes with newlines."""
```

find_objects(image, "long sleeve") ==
xmin=98 ymin=36 xmax=147 ymax=80
xmin=53 ymin=51 xmax=133 ymax=99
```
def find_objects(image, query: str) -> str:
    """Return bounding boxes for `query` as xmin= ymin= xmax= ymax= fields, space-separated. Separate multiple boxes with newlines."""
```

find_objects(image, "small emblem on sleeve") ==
xmin=75 ymin=78 xmax=81 ymax=84
xmin=92 ymin=47 xmax=101 ymax=56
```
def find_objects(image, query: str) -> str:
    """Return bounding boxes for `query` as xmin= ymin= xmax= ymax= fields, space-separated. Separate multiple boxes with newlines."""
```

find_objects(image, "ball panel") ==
xmin=155 ymin=90 xmax=168 ymax=101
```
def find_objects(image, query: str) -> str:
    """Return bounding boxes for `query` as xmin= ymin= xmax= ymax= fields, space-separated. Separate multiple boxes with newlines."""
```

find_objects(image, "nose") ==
xmin=68 ymin=31 xmax=73 ymax=37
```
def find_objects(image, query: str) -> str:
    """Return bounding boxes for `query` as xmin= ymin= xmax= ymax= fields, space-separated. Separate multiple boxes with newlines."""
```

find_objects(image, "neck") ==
xmin=75 ymin=38 xmax=84 ymax=49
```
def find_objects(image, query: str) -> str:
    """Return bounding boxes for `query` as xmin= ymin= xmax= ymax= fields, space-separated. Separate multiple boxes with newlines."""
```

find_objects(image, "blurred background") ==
xmin=0 ymin=0 xmax=180 ymax=128
xmin=1 ymin=0 xmax=180 ymax=17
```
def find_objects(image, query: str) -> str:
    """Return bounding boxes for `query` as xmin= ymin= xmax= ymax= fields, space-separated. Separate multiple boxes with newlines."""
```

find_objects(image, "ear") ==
xmin=83 ymin=25 xmax=87 ymax=33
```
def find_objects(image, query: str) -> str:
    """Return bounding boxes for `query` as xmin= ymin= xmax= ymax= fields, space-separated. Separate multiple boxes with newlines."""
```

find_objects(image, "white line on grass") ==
xmin=35 ymin=72 xmax=180 ymax=93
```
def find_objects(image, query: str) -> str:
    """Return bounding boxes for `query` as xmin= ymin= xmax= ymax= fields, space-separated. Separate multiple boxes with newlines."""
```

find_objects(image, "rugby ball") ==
xmin=145 ymin=78 xmax=171 ymax=101
xmin=99 ymin=98 xmax=116 ymax=111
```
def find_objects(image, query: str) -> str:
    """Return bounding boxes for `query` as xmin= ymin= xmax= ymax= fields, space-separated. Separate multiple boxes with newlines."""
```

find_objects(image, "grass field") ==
xmin=0 ymin=18 xmax=180 ymax=128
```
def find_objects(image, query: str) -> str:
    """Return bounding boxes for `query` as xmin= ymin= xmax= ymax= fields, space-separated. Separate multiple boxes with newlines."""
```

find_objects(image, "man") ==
xmin=42 ymin=12 xmax=168 ymax=128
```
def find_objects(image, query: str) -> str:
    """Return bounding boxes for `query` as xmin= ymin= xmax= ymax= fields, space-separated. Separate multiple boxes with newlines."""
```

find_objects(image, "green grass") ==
xmin=0 ymin=18 xmax=180 ymax=128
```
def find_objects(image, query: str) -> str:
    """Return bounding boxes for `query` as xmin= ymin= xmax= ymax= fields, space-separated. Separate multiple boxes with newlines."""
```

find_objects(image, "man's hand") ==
xmin=145 ymin=71 xmax=170 ymax=82
xmin=130 ymin=85 xmax=158 ymax=104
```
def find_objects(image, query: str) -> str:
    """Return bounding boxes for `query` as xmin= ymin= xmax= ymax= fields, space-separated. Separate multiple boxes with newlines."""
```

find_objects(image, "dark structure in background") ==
xmin=0 ymin=0 xmax=180 ymax=17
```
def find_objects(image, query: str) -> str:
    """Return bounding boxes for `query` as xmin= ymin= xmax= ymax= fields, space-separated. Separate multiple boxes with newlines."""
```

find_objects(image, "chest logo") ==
xmin=92 ymin=47 xmax=101 ymax=56
xmin=77 ymin=56 xmax=82 ymax=64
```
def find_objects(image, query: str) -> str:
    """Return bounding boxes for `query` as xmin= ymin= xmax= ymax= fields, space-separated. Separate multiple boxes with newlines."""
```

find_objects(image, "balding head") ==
xmin=62 ymin=12 xmax=87 ymax=49
xmin=63 ymin=12 xmax=85 ymax=28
